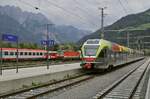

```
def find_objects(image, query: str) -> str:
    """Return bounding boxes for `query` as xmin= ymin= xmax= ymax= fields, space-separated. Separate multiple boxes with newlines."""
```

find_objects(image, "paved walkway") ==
xmin=0 ymin=63 xmax=81 ymax=81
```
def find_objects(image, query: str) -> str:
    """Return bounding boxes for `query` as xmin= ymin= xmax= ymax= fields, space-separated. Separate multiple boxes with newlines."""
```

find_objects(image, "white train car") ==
xmin=1 ymin=48 xmax=46 ymax=60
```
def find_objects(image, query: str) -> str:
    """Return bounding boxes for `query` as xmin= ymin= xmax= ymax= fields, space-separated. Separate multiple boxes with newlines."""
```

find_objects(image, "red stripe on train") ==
xmin=82 ymin=58 xmax=95 ymax=62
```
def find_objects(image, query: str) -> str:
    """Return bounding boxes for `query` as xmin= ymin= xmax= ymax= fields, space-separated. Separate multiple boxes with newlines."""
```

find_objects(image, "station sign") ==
xmin=2 ymin=34 xmax=18 ymax=42
xmin=41 ymin=40 xmax=54 ymax=45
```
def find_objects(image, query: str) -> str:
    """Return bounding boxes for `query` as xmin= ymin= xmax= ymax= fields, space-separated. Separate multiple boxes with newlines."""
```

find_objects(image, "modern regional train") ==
xmin=80 ymin=39 xmax=144 ymax=70
xmin=0 ymin=48 xmax=80 ymax=61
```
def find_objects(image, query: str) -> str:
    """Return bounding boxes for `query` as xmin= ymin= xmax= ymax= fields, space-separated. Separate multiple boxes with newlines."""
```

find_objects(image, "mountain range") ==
xmin=0 ymin=5 xmax=91 ymax=44
xmin=78 ymin=8 xmax=150 ymax=49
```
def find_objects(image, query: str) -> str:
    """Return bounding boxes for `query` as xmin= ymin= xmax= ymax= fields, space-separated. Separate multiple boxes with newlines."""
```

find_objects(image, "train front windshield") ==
xmin=84 ymin=45 xmax=99 ymax=56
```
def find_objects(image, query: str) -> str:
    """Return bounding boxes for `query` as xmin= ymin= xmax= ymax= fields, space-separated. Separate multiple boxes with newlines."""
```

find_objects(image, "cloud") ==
xmin=0 ymin=0 xmax=150 ymax=31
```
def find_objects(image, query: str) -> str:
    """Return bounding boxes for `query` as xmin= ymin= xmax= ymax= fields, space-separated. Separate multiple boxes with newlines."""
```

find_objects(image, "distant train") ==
xmin=80 ymin=39 xmax=144 ymax=70
xmin=0 ymin=48 xmax=80 ymax=61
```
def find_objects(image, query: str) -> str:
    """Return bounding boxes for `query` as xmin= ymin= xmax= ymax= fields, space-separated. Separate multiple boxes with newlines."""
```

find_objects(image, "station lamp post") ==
xmin=0 ymin=33 xmax=2 ymax=75
xmin=1 ymin=34 xmax=19 ymax=74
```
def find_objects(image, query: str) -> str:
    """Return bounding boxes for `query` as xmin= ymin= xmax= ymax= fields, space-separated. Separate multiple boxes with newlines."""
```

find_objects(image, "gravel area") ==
xmin=101 ymin=59 xmax=148 ymax=99
xmin=140 ymin=60 xmax=150 ymax=99
xmin=38 ymin=59 xmax=146 ymax=99
xmin=132 ymin=60 xmax=150 ymax=99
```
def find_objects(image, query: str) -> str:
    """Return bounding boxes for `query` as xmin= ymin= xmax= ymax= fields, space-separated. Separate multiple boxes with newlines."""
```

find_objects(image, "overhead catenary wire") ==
xmin=18 ymin=0 xmax=39 ymax=10
xmin=19 ymin=0 xmax=87 ymax=28
xmin=18 ymin=0 xmax=90 ymax=27
xmin=117 ymin=0 xmax=138 ymax=48
xmin=18 ymin=0 xmax=95 ymax=43
xmin=43 ymin=0 xmax=99 ymax=43
xmin=18 ymin=0 xmax=62 ymax=43
xmin=86 ymin=0 xmax=101 ymax=6
xmin=117 ymin=0 xmax=129 ymax=14
xmin=38 ymin=0 xmax=41 ymax=8
xmin=123 ymin=0 xmax=133 ymax=12
xmin=73 ymin=0 xmax=95 ymax=16
xmin=46 ymin=0 xmax=97 ymax=27
xmin=73 ymin=0 xmax=98 ymax=27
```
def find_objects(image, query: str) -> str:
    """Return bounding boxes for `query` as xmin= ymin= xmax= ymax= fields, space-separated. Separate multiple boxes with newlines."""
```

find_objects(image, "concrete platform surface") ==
xmin=145 ymin=63 xmax=150 ymax=99
xmin=0 ymin=63 xmax=81 ymax=81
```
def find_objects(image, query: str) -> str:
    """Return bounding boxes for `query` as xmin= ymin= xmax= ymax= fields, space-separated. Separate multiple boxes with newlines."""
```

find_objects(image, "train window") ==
xmin=40 ymin=53 xmax=43 ymax=55
xmin=4 ymin=51 xmax=8 ymax=55
xmin=15 ymin=52 xmax=17 ymax=55
xmin=116 ymin=53 xmax=118 ymax=58
xmin=86 ymin=40 xmax=99 ymax=44
xmin=37 ymin=53 xmax=39 ymax=56
xmin=33 ymin=52 xmax=35 ymax=56
xmin=10 ymin=52 xmax=14 ymax=56
xmin=25 ymin=52 xmax=28 ymax=55
xmin=20 ymin=52 xmax=23 ymax=55
xmin=29 ymin=52 xmax=32 ymax=55
xmin=84 ymin=45 xmax=99 ymax=56
xmin=98 ymin=49 xmax=105 ymax=58
xmin=111 ymin=54 xmax=114 ymax=58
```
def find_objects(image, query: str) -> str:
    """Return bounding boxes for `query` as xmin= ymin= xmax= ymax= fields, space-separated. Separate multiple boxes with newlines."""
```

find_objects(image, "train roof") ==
xmin=84 ymin=39 xmax=134 ymax=53
xmin=85 ymin=39 xmax=101 ymax=44
xmin=1 ymin=48 xmax=46 ymax=52
xmin=101 ymin=39 xmax=131 ymax=52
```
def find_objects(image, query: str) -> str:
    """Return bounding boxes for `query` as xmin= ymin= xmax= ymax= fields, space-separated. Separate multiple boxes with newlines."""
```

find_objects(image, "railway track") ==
xmin=93 ymin=58 xmax=150 ymax=99
xmin=0 ymin=73 xmax=94 ymax=99
xmin=0 ymin=58 xmax=146 ymax=99
xmin=1 ymin=60 xmax=80 ymax=70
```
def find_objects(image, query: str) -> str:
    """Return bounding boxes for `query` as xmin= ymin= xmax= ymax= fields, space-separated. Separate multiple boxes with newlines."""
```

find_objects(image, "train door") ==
xmin=104 ymin=49 xmax=111 ymax=65
xmin=103 ymin=48 xmax=114 ymax=70
xmin=97 ymin=48 xmax=109 ymax=65
xmin=108 ymin=50 xmax=114 ymax=65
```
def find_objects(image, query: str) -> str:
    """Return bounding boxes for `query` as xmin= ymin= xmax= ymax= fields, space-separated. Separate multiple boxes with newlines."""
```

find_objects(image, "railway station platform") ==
xmin=0 ymin=63 xmax=81 ymax=81
xmin=0 ymin=57 xmax=144 ymax=95
xmin=0 ymin=63 xmax=81 ymax=94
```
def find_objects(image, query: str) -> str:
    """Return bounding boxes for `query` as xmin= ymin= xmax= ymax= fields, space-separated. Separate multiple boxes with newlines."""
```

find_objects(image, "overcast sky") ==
xmin=0 ymin=0 xmax=150 ymax=31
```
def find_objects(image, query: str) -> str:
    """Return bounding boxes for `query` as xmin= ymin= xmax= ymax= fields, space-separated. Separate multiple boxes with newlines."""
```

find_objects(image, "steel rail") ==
xmin=0 ymin=73 xmax=92 ymax=98
xmin=27 ymin=76 xmax=94 ymax=99
xmin=93 ymin=59 xmax=149 ymax=99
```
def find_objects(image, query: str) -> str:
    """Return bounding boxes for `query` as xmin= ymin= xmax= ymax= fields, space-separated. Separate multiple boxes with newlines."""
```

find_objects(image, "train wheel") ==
xmin=107 ymin=65 xmax=113 ymax=71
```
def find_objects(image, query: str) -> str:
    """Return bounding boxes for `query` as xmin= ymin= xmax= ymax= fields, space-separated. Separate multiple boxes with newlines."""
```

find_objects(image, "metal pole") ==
xmin=0 ymin=40 xmax=3 ymax=75
xmin=99 ymin=7 xmax=107 ymax=39
xmin=46 ymin=24 xmax=50 ymax=69
xmin=139 ymin=40 xmax=141 ymax=51
xmin=127 ymin=32 xmax=129 ymax=47
xmin=46 ymin=24 xmax=49 ymax=69
xmin=101 ymin=8 xmax=104 ymax=39
xmin=137 ymin=38 xmax=140 ymax=51
xmin=16 ymin=39 xmax=19 ymax=73
xmin=46 ymin=23 xmax=53 ymax=69
xmin=127 ymin=31 xmax=129 ymax=61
